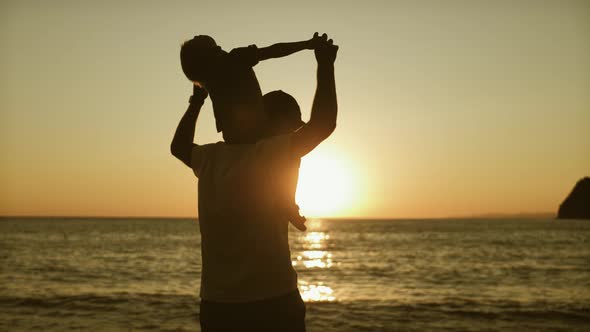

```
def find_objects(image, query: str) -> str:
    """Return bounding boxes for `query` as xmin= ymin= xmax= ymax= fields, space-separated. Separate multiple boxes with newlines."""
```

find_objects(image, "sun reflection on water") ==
xmin=292 ymin=233 xmax=334 ymax=269
xmin=296 ymin=250 xmax=333 ymax=268
xmin=293 ymin=220 xmax=336 ymax=302
xmin=303 ymin=231 xmax=330 ymax=249
xmin=305 ymin=231 xmax=329 ymax=243
xmin=298 ymin=280 xmax=336 ymax=302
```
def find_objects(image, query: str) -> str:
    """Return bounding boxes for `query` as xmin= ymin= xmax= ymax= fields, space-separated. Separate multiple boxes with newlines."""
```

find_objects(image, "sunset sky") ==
xmin=1 ymin=0 xmax=589 ymax=218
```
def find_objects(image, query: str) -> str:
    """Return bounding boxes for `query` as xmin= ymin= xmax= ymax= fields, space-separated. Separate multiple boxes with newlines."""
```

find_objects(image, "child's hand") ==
xmin=307 ymin=32 xmax=329 ymax=50
xmin=314 ymin=38 xmax=338 ymax=64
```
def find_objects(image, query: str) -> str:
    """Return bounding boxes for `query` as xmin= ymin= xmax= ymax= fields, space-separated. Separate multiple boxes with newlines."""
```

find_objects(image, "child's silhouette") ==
xmin=180 ymin=33 xmax=326 ymax=144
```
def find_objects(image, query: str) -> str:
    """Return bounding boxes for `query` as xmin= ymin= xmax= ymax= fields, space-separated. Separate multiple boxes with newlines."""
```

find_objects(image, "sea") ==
xmin=1 ymin=217 xmax=589 ymax=332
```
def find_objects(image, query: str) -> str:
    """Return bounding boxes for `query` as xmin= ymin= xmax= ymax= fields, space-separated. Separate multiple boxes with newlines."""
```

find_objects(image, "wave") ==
xmin=3 ymin=293 xmax=588 ymax=317
xmin=0 ymin=293 xmax=199 ymax=311
xmin=305 ymin=298 xmax=590 ymax=317
xmin=2 ymin=294 xmax=589 ymax=332
xmin=0 ymin=293 xmax=200 ymax=332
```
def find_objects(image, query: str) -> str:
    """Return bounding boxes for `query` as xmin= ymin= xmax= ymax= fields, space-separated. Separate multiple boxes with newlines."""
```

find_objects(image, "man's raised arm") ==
xmin=170 ymin=85 xmax=208 ymax=168
xmin=290 ymin=39 xmax=338 ymax=157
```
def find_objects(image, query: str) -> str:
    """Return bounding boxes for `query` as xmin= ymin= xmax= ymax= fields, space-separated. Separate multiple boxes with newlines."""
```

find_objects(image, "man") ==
xmin=170 ymin=36 xmax=338 ymax=331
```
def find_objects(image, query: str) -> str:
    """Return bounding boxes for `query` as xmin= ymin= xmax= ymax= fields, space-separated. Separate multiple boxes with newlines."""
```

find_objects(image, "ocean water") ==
xmin=1 ymin=217 xmax=589 ymax=332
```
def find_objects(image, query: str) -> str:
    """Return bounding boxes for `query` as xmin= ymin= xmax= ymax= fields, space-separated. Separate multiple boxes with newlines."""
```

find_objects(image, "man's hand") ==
xmin=193 ymin=84 xmax=208 ymax=100
xmin=307 ymin=32 xmax=329 ymax=50
xmin=314 ymin=37 xmax=338 ymax=64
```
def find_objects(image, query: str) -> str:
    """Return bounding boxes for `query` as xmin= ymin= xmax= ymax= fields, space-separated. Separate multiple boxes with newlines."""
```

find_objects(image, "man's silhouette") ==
xmin=171 ymin=36 xmax=338 ymax=332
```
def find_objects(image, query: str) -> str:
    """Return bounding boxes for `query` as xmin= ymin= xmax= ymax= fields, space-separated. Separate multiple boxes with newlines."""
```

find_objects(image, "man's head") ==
xmin=180 ymin=35 xmax=225 ymax=85
xmin=263 ymin=90 xmax=305 ymax=137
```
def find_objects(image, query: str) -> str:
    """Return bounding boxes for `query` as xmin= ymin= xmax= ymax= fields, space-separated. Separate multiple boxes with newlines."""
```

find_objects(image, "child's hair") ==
xmin=180 ymin=35 xmax=218 ymax=84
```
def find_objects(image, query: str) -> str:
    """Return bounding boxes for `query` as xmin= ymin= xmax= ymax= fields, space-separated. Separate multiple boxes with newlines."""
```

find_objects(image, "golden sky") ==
xmin=1 ymin=0 xmax=589 ymax=218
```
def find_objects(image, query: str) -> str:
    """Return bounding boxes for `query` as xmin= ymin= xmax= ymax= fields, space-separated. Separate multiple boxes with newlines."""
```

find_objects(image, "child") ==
xmin=180 ymin=33 xmax=326 ymax=144
xmin=263 ymin=90 xmax=307 ymax=231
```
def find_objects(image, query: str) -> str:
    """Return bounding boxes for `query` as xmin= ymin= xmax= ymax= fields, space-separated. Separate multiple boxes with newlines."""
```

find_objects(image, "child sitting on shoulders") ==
xmin=180 ymin=33 xmax=325 ymax=144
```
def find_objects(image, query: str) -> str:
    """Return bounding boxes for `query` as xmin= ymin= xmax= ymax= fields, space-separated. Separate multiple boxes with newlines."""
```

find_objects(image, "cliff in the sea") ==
xmin=557 ymin=177 xmax=590 ymax=220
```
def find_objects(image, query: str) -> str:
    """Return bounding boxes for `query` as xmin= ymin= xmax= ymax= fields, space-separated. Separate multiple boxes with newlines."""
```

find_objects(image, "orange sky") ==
xmin=1 ymin=1 xmax=589 ymax=218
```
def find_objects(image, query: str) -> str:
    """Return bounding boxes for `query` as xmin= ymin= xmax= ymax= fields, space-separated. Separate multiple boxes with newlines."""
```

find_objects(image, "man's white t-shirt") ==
xmin=191 ymin=134 xmax=298 ymax=303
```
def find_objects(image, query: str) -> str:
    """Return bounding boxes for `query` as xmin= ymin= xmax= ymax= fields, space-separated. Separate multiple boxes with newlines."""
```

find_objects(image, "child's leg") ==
xmin=287 ymin=164 xmax=306 ymax=231
xmin=288 ymin=205 xmax=307 ymax=231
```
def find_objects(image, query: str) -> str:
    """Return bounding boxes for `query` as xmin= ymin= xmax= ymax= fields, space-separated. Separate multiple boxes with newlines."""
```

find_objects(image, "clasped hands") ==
xmin=308 ymin=32 xmax=339 ymax=64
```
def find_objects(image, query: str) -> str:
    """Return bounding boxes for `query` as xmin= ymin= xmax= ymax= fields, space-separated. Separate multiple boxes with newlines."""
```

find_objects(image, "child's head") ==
xmin=263 ymin=90 xmax=305 ymax=137
xmin=180 ymin=35 xmax=224 ymax=85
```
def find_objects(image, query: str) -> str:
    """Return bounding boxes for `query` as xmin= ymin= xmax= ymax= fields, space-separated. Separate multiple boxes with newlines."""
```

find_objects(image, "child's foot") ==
xmin=289 ymin=214 xmax=307 ymax=231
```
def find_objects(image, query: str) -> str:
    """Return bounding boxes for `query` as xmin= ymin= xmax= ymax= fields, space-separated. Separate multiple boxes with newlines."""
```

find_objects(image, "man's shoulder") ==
xmin=255 ymin=133 xmax=291 ymax=148
xmin=197 ymin=135 xmax=293 ymax=167
xmin=193 ymin=141 xmax=225 ymax=152
xmin=190 ymin=142 xmax=225 ymax=177
xmin=198 ymin=141 xmax=259 ymax=164
xmin=253 ymin=134 xmax=294 ymax=162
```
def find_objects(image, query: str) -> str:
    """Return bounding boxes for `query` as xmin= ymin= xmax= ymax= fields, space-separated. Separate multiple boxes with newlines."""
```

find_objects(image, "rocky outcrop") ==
xmin=557 ymin=177 xmax=590 ymax=219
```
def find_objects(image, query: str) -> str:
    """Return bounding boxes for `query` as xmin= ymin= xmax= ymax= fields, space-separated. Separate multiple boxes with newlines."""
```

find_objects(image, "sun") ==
xmin=295 ymin=150 xmax=357 ymax=217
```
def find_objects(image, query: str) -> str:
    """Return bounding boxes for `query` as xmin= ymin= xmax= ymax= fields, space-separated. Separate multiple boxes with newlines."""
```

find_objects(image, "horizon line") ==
xmin=0 ymin=212 xmax=556 ymax=221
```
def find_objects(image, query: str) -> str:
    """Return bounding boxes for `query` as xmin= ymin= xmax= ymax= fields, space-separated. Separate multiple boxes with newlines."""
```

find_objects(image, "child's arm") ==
xmin=257 ymin=32 xmax=327 ymax=61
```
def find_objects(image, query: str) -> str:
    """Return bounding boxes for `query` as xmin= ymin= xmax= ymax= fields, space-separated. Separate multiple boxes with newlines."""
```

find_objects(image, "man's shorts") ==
xmin=199 ymin=289 xmax=306 ymax=332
